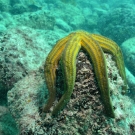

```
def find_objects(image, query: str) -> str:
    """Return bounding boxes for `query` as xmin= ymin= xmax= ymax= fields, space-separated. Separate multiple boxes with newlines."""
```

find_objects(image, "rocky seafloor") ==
xmin=0 ymin=0 xmax=135 ymax=134
xmin=7 ymin=51 xmax=135 ymax=135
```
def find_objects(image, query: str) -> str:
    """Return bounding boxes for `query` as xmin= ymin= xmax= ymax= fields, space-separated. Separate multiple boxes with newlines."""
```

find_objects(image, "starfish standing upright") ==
xmin=43 ymin=31 xmax=127 ymax=118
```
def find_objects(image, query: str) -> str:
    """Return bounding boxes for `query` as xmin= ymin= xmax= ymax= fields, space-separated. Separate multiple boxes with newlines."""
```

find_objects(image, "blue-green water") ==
xmin=0 ymin=0 xmax=135 ymax=134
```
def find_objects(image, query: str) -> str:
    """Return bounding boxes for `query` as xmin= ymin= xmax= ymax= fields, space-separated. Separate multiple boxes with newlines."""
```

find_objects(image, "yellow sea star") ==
xmin=43 ymin=31 xmax=127 ymax=118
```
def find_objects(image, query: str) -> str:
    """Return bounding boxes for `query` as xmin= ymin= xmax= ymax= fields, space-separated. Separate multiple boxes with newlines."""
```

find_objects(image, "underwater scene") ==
xmin=0 ymin=0 xmax=135 ymax=134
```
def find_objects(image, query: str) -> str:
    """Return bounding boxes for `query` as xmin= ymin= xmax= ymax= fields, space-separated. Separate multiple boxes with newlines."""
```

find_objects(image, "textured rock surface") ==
xmin=8 ymin=70 xmax=47 ymax=134
xmin=0 ymin=0 xmax=10 ymax=12
xmin=13 ymin=10 xmax=55 ymax=30
xmin=7 ymin=51 xmax=135 ymax=135
xmin=121 ymin=37 xmax=135 ymax=76
xmin=0 ymin=26 xmax=51 ymax=90
xmin=125 ymin=68 xmax=135 ymax=99
xmin=98 ymin=4 xmax=135 ymax=45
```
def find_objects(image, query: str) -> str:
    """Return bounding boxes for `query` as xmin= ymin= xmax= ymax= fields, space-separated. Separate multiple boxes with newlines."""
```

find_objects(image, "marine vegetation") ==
xmin=43 ymin=31 xmax=127 ymax=118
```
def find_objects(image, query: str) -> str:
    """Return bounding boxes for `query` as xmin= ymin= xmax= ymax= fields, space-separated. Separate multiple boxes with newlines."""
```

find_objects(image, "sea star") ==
xmin=43 ymin=31 xmax=127 ymax=118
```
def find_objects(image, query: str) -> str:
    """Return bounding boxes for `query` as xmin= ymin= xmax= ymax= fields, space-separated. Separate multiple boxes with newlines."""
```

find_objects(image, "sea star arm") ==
xmin=51 ymin=34 xmax=81 ymax=116
xmin=91 ymin=34 xmax=127 ymax=92
xmin=81 ymin=33 xmax=115 ymax=118
xmin=43 ymin=35 xmax=72 ymax=112
xmin=43 ymin=31 xmax=126 ymax=118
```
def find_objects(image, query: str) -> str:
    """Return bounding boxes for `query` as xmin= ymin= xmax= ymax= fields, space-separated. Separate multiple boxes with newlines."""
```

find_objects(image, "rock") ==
xmin=13 ymin=10 xmax=55 ymax=30
xmin=125 ymin=68 xmax=135 ymax=98
xmin=7 ymin=71 xmax=47 ymax=134
xmin=7 ymin=51 xmax=135 ymax=134
xmin=0 ymin=26 xmax=51 ymax=98
xmin=121 ymin=37 xmax=135 ymax=76
xmin=98 ymin=4 xmax=135 ymax=45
